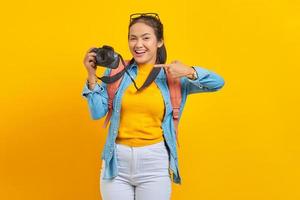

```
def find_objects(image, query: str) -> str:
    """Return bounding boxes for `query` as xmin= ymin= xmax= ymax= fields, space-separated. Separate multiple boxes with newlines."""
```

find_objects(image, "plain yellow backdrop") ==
xmin=1 ymin=0 xmax=299 ymax=199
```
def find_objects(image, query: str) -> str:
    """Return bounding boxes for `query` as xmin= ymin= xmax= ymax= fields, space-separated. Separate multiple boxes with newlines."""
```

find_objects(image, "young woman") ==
xmin=82 ymin=13 xmax=225 ymax=200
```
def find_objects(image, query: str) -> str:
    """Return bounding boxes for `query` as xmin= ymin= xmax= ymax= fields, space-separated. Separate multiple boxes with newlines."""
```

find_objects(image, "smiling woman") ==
xmin=128 ymin=13 xmax=166 ymax=66
xmin=128 ymin=27 xmax=163 ymax=64
xmin=82 ymin=12 xmax=225 ymax=200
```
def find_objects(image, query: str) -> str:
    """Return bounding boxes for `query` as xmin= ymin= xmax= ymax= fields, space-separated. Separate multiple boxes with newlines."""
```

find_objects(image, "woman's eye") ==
xmin=144 ymin=37 xmax=149 ymax=40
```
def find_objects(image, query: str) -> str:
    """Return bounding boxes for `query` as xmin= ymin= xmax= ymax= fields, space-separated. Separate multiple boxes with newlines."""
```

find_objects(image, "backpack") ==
xmin=102 ymin=60 xmax=182 ymax=148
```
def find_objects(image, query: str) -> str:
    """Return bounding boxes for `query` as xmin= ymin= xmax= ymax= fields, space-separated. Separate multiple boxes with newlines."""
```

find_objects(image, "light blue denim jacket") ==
xmin=82 ymin=60 xmax=225 ymax=184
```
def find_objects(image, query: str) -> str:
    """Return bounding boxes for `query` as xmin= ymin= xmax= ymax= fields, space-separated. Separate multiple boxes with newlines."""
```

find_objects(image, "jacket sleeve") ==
xmin=182 ymin=66 xmax=225 ymax=95
xmin=81 ymin=68 xmax=111 ymax=120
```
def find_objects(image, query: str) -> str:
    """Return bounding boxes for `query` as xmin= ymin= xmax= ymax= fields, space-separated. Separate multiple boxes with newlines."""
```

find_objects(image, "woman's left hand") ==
xmin=154 ymin=60 xmax=194 ymax=79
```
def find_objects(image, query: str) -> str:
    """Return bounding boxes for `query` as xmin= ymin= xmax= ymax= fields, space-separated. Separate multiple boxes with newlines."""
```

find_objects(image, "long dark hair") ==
xmin=128 ymin=15 xmax=167 ymax=66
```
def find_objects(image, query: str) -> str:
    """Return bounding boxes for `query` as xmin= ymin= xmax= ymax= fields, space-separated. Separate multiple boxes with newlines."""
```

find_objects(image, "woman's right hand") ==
xmin=83 ymin=47 xmax=97 ymax=75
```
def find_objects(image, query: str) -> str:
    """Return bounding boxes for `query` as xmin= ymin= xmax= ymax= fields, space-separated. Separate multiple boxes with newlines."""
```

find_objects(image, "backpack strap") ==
xmin=102 ymin=60 xmax=130 ymax=128
xmin=165 ymin=69 xmax=182 ymax=148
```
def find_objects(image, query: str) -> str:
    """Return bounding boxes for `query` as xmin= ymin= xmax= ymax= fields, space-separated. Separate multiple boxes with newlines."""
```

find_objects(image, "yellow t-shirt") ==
xmin=115 ymin=63 xmax=165 ymax=147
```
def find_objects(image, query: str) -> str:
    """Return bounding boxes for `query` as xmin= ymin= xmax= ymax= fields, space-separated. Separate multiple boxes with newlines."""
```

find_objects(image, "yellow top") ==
xmin=115 ymin=63 xmax=165 ymax=147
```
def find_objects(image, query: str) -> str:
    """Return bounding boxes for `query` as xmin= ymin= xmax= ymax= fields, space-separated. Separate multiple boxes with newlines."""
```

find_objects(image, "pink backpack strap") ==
xmin=165 ymin=70 xmax=182 ymax=148
xmin=102 ymin=60 xmax=130 ymax=128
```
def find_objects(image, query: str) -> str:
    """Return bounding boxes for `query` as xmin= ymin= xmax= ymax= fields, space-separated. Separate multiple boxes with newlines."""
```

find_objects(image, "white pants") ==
xmin=100 ymin=140 xmax=172 ymax=200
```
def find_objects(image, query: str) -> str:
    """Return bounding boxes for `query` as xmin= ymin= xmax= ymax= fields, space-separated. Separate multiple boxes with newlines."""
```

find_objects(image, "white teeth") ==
xmin=135 ymin=50 xmax=146 ymax=54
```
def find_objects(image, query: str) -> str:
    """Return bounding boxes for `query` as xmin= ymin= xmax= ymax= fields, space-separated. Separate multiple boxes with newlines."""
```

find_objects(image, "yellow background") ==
xmin=1 ymin=0 xmax=299 ymax=199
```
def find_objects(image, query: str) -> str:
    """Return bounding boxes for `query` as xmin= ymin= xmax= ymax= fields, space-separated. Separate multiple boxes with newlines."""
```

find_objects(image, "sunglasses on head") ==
xmin=129 ymin=13 xmax=160 ymax=23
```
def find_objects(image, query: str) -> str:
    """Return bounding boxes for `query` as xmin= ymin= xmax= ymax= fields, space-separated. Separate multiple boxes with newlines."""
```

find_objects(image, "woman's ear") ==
xmin=158 ymin=40 xmax=164 ymax=48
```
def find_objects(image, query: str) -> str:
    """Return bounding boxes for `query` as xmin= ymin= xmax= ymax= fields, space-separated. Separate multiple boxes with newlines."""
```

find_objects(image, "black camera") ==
xmin=90 ymin=45 xmax=120 ymax=69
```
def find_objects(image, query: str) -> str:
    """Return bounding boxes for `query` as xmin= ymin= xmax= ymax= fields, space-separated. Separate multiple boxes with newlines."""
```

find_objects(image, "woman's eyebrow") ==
xmin=130 ymin=33 xmax=151 ymax=37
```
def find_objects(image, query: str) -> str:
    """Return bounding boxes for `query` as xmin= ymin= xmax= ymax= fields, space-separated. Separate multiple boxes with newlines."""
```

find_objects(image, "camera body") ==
xmin=90 ymin=45 xmax=120 ymax=69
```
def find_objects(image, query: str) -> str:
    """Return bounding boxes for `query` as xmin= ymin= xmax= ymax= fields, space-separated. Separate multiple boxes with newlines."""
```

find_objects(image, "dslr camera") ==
xmin=90 ymin=45 xmax=120 ymax=69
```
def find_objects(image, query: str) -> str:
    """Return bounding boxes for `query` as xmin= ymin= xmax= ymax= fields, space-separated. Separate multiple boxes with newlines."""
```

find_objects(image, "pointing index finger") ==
xmin=153 ymin=64 xmax=170 ymax=68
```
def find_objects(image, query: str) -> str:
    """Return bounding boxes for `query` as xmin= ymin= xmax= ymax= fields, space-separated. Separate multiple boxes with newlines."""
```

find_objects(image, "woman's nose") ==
xmin=135 ymin=39 xmax=143 ymax=47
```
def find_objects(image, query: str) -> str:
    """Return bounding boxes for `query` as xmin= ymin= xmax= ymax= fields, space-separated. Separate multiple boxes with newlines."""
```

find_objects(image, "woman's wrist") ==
xmin=87 ymin=73 xmax=97 ymax=81
xmin=87 ymin=73 xmax=96 ymax=80
xmin=87 ymin=74 xmax=98 ymax=89
xmin=87 ymin=79 xmax=97 ymax=84
xmin=186 ymin=67 xmax=197 ymax=80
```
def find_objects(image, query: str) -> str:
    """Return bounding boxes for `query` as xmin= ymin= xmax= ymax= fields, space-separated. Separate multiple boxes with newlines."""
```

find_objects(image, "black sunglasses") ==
xmin=129 ymin=13 xmax=160 ymax=23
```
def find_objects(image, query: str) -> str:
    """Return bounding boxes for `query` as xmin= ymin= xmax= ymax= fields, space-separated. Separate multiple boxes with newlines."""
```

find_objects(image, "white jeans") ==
xmin=100 ymin=140 xmax=172 ymax=200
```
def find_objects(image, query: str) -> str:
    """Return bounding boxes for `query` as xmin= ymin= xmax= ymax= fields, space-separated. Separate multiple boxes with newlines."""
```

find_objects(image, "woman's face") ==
xmin=128 ymin=22 xmax=163 ymax=65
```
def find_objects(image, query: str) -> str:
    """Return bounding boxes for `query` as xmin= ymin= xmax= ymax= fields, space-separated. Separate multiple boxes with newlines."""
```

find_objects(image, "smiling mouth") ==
xmin=134 ymin=50 xmax=147 ymax=56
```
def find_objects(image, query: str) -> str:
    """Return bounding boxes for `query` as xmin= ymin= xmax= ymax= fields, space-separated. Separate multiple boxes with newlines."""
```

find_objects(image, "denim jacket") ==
xmin=82 ymin=60 xmax=225 ymax=184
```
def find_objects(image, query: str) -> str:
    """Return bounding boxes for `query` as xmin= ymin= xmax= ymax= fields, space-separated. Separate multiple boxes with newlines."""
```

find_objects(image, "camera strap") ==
xmin=135 ymin=66 xmax=161 ymax=92
xmin=97 ymin=55 xmax=161 ymax=92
